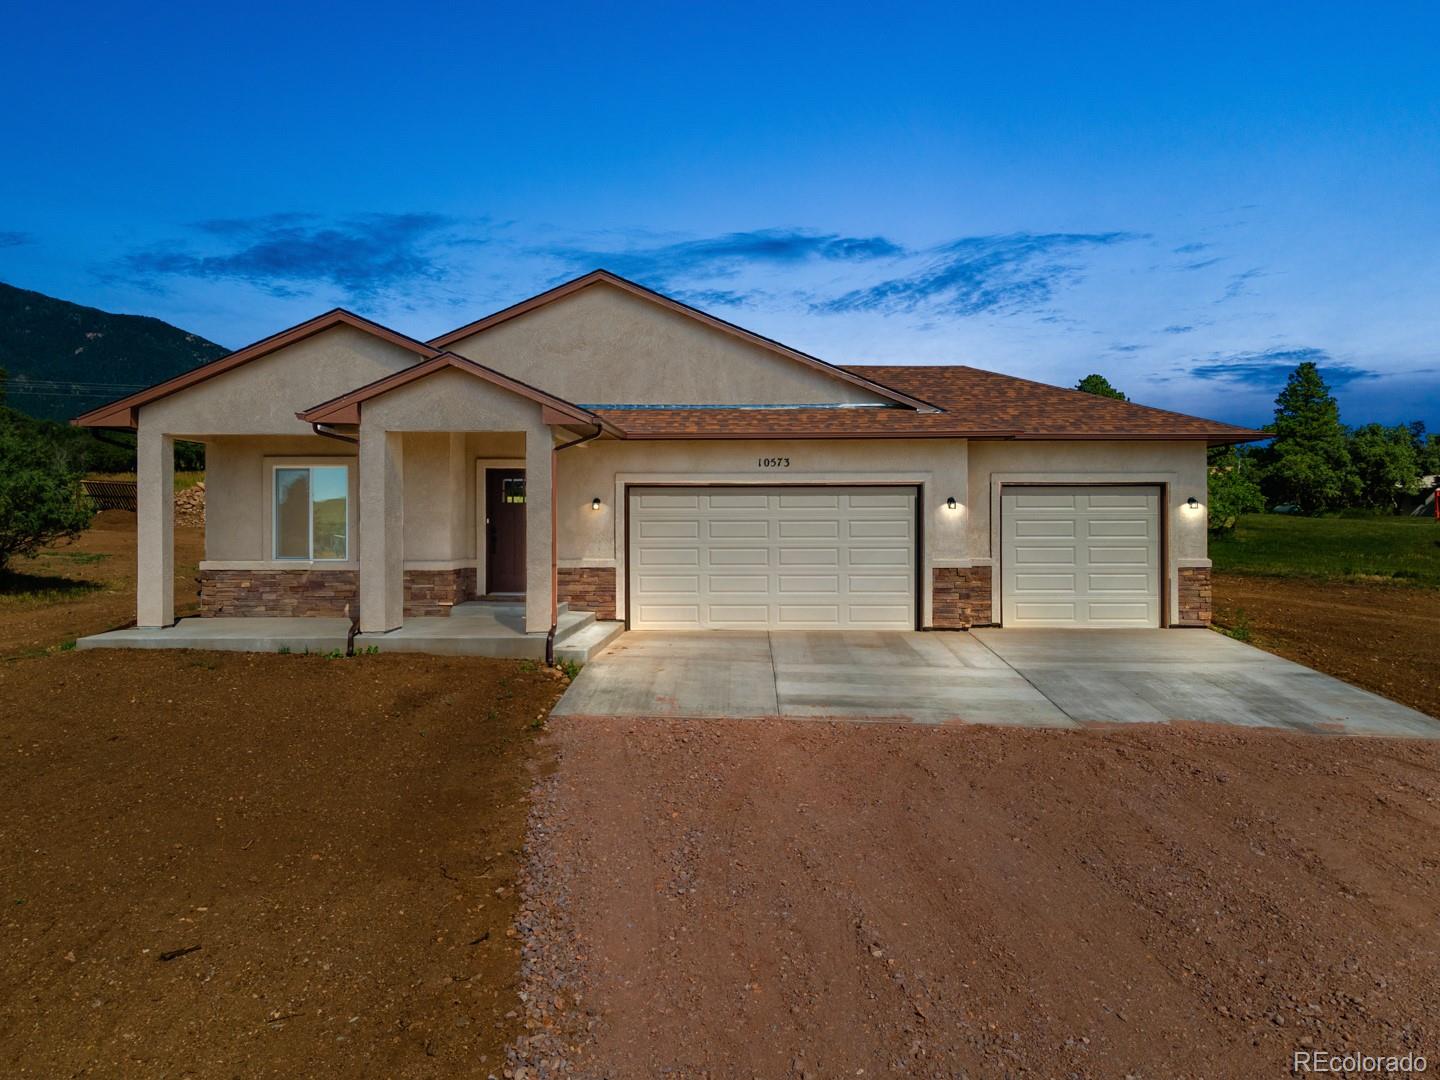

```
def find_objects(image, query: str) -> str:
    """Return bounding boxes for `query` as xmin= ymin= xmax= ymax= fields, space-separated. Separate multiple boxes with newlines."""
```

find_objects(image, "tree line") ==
xmin=1076 ymin=365 xmax=1440 ymax=531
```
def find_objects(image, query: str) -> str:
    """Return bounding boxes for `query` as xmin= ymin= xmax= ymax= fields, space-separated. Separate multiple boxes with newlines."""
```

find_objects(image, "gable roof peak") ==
xmin=428 ymin=268 xmax=940 ymax=413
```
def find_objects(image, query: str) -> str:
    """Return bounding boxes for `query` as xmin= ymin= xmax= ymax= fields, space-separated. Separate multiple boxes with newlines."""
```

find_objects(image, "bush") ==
xmin=1207 ymin=447 xmax=1265 ymax=533
xmin=0 ymin=411 xmax=95 ymax=571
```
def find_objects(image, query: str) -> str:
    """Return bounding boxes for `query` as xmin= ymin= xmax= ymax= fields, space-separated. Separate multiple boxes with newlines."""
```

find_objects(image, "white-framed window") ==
xmin=273 ymin=464 xmax=349 ymax=560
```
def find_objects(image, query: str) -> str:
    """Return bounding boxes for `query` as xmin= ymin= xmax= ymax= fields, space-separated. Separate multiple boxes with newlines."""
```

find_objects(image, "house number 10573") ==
xmin=757 ymin=456 xmax=790 ymax=468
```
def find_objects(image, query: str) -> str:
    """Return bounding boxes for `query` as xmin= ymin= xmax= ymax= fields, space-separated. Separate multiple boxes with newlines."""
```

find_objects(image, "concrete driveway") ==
xmin=552 ymin=628 xmax=1440 ymax=737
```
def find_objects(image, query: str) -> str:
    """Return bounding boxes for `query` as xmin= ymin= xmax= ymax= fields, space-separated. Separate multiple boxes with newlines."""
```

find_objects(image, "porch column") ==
xmin=524 ymin=431 xmax=554 ymax=633
xmin=135 ymin=424 xmax=174 ymax=627
xmin=359 ymin=427 xmax=404 ymax=632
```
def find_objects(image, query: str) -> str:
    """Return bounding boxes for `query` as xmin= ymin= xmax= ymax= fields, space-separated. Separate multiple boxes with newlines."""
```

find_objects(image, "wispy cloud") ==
xmin=814 ymin=231 xmax=1142 ymax=317
xmin=1162 ymin=324 xmax=1194 ymax=334
xmin=1189 ymin=346 xmax=1379 ymax=389
xmin=0 ymin=230 xmax=34 ymax=247
xmin=118 ymin=212 xmax=473 ymax=301
xmin=1173 ymin=242 xmax=1210 ymax=255
xmin=1216 ymin=266 xmax=1265 ymax=303
xmin=546 ymin=227 xmax=903 ymax=293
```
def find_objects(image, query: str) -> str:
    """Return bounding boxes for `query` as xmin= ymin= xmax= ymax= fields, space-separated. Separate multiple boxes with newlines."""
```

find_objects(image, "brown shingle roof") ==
xmin=595 ymin=365 xmax=1266 ymax=443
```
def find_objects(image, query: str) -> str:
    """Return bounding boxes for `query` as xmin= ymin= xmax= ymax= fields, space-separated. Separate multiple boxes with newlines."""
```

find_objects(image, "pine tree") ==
xmin=1260 ymin=362 xmax=1352 ymax=514
xmin=1074 ymin=373 xmax=1128 ymax=400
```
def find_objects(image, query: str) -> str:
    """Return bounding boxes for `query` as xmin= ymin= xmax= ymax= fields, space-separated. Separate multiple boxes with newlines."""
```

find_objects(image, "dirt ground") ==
xmin=0 ymin=649 xmax=567 ymax=1078
xmin=1214 ymin=572 xmax=1440 ymax=719
xmin=0 ymin=510 xmax=203 ymax=659
xmin=523 ymin=716 xmax=1440 ymax=1079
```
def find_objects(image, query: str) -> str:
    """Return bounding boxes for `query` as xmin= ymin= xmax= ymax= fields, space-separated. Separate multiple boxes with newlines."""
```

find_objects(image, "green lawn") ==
xmin=1210 ymin=513 xmax=1440 ymax=587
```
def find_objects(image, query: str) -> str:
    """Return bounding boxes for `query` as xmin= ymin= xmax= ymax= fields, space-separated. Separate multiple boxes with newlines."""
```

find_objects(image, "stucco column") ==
xmin=359 ymin=427 xmax=405 ymax=632
xmin=446 ymin=431 xmax=468 ymax=558
xmin=136 ymin=424 xmax=174 ymax=627
xmin=524 ymin=431 xmax=554 ymax=633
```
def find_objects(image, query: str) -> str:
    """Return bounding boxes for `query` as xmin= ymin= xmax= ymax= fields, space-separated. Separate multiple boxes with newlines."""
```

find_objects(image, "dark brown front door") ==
xmin=485 ymin=468 xmax=526 ymax=594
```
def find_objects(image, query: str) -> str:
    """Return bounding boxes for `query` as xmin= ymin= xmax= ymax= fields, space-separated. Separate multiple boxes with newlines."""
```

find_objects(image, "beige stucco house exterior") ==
xmin=76 ymin=270 xmax=1263 ymax=648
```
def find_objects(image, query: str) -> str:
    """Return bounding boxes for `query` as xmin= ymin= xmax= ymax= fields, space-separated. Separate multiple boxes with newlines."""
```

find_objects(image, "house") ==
xmin=74 ymin=270 xmax=1263 ymax=653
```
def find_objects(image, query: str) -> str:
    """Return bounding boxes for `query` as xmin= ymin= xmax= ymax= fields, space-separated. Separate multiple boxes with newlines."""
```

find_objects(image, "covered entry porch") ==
xmin=103 ymin=353 xmax=625 ymax=656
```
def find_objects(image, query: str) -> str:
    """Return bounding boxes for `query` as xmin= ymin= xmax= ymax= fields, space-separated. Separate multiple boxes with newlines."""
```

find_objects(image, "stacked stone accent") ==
xmin=199 ymin=569 xmax=357 ymax=618
xmin=1177 ymin=566 xmax=1213 ymax=626
xmin=403 ymin=568 xmax=477 ymax=617
xmin=931 ymin=566 xmax=993 ymax=629
xmin=557 ymin=566 xmax=617 ymax=620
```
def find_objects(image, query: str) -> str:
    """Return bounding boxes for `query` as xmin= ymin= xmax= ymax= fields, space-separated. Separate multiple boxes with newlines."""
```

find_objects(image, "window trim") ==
xmin=269 ymin=461 xmax=351 ymax=562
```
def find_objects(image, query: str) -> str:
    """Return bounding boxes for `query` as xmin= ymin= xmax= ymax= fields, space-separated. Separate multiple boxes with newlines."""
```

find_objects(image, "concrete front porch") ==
xmin=77 ymin=602 xmax=624 ymax=662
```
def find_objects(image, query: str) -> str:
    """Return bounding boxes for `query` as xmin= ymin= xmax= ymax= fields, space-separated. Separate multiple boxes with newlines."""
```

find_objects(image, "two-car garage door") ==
xmin=1000 ymin=485 xmax=1160 ymax=627
xmin=628 ymin=486 xmax=916 ymax=630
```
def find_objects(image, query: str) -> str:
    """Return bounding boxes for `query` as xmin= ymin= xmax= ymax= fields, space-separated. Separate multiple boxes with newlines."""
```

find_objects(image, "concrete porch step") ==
xmin=353 ymin=608 xmax=599 ymax=658
xmin=554 ymin=621 xmax=626 ymax=665
xmin=451 ymin=600 xmax=570 ymax=618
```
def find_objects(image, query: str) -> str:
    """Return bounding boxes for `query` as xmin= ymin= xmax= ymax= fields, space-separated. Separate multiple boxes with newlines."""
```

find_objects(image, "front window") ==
xmin=274 ymin=465 xmax=348 ymax=560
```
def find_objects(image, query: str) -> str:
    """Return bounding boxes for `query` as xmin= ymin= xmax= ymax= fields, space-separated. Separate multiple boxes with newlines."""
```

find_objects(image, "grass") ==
xmin=0 ymin=569 xmax=104 ymax=607
xmin=1210 ymin=513 xmax=1440 ymax=587
xmin=86 ymin=470 xmax=204 ymax=492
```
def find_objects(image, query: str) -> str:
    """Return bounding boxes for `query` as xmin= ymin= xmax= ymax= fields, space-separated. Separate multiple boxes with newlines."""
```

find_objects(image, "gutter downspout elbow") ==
xmin=311 ymin=422 xmax=359 ymax=445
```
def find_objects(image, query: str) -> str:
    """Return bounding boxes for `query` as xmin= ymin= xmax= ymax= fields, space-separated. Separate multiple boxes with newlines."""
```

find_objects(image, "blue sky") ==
xmin=2 ymin=1 xmax=1437 ymax=428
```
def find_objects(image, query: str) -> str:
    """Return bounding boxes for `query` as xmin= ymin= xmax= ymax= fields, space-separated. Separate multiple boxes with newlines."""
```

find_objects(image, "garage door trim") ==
xmin=997 ymin=481 xmax=1168 ymax=628
xmin=623 ymin=482 xmax=923 ymax=631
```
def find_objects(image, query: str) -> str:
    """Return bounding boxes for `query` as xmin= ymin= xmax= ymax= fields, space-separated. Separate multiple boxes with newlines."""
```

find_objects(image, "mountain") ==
xmin=0 ymin=281 xmax=227 ymax=421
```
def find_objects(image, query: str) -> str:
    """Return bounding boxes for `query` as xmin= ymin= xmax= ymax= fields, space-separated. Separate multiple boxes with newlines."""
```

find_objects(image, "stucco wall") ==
xmin=139 ymin=325 xmax=424 ymax=436
xmin=203 ymin=435 xmax=359 ymax=565
xmin=444 ymin=281 xmax=889 ymax=406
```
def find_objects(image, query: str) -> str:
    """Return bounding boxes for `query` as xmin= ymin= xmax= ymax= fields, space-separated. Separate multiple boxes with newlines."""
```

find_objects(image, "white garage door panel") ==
xmin=628 ymin=485 xmax=916 ymax=630
xmin=1002 ymin=485 xmax=1159 ymax=628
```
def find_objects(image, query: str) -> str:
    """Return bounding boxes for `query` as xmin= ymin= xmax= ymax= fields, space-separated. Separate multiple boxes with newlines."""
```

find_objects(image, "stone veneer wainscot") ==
xmin=199 ymin=568 xmax=358 ymax=618
xmin=931 ymin=566 xmax=993 ymax=629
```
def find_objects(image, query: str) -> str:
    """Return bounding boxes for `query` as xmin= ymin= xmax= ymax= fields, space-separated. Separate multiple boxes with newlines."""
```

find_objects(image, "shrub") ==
xmin=1207 ymin=446 xmax=1265 ymax=533
xmin=0 ymin=412 xmax=94 ymax=572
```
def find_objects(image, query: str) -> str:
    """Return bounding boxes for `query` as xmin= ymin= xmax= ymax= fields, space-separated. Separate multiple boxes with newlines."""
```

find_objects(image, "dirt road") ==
xmin=520 ymin=716 xmax=1440 ymax=1078
xmin=1214 ymin=572 xmax=1439 ymax=718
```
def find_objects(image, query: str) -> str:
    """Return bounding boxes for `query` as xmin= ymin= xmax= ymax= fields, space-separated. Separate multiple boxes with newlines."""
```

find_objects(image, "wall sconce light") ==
xmin=1186 ymin=497 xmax=1200 ymax=511
xmin=591 ymin=497 xmax=603 ymax=511
xmin=946 ymin=496 xmax=958 ymax=511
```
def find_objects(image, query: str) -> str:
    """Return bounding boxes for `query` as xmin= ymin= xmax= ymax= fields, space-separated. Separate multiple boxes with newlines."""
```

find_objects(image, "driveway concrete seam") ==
xmin=969 ymin=630 xmax=1078 ymax=724
xmin=767 ymin=631 xmax=782 ymax=715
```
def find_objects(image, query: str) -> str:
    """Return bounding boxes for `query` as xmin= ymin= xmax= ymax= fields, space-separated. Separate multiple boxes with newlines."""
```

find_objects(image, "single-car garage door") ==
xmin=1001 ymin=485 xmax=1160 ymax=628
xmin=628 ymin=486 xmax=916 ymax=630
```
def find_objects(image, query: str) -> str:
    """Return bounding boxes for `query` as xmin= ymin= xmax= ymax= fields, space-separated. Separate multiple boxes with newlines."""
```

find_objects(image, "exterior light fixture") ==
xmin=591 ymin=497 xmax=602 ymax=510
xmin=1186 ymin=497 xmax=1200 ymax=510
xmin=946 ymin=497 xmax=958 ymax=510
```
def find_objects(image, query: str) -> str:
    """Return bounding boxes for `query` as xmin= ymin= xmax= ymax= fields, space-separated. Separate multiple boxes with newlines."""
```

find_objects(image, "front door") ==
xmin=485 ymin=468 xmax=526 ymax=595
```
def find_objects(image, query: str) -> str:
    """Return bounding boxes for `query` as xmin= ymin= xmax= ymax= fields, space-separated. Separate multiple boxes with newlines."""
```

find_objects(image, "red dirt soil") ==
xmin=1213 ymin=572 xmax=1440 ymax=719
xmin=0 ymin=510 xmax=203 ymax=659
xmin=529 ymin=716 xmax=1440 ymax=1078
xmin=0 ymin=649 xmax=567 ymax=1079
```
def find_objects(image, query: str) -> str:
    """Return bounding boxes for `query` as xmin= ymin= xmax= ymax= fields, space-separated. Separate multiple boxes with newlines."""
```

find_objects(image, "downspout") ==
xmin=546 ymin=422 xmax=604 ymax=665
xmin=311 ymin=422 xmax=361 ymax=651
